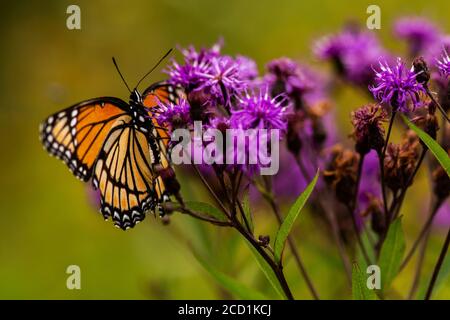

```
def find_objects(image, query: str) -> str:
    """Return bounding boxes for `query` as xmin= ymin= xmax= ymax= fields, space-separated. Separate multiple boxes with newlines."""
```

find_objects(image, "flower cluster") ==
xmin=165 ymin=41 xmax=257 ymax=109
xmin=158 ymin=41 xmax=295 ymax=174
xmin=148 ymin=17 xmax=450 ymax=299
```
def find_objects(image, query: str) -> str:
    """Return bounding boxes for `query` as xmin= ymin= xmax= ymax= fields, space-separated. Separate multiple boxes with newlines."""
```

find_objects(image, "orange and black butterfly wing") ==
xmin=141 ymin=82 xmax=184 ymax=203
xmin=92 ymin=118 xmax=161 ymax=229
xmin=141 ymin=82 xmax=180 ymax=146
xmin=39 ymin=97 xmax=129 ymax=181
xmin=142 ymin=82 xmax=179 ymax=107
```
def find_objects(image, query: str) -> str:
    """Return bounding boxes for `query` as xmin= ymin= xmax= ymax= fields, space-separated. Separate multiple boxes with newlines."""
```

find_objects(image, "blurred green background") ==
xmin=0 ymin=0 xmax=449 ymax=299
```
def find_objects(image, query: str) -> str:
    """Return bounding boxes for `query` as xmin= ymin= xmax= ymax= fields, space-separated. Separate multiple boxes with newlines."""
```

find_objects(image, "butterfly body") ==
xmin=40 ymin=83 xmax=177 ymax=230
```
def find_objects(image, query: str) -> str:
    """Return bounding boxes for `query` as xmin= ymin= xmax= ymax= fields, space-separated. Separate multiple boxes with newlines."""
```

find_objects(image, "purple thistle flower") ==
xmin=235 ymin=55 xmax=259 ymax=81
xmin=180 ymin=41 xmax=222 ymax=63
xmin=370 ymin=58 xmax=426 ymax=112
xmin=155 ymin=98 xmax=191 ymax=130
xmin=230 ymin=86 xmax=290 ymax=132
xmin=394 ymin=17 xmax=441 ymax=56
xmin=437 ymin=49 xmax=450 ymax=78
xmin=314 ymin=27 xmax=389 ymax=85
xmin=206 ymin=115 xmax=230 ymax=132
xmin=423 ymin=35 xmax=450 ymax=64
xmin=165 ymin=53 xmax=212 ymax=91
xmin=265 ymin=57 xmax=312 ymax=99
xmin=314 ymin=34 xmax=346 ymax=61
xmin=341 ymin=31 xmax=389 ymax=84
xmin=197 ymin=55 xmax=243 ymax=105
xmin=165 ymin=41 xmax=256 ymax=107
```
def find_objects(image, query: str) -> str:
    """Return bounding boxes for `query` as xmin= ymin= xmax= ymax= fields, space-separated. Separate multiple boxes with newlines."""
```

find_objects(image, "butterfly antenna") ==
xmin=112 ymin=57 xmax=132 ymax=93
xmin=135 ymin=48 xmax=173 ymax=89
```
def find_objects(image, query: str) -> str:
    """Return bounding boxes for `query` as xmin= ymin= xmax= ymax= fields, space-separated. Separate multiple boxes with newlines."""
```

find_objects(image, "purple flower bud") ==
xmin=413 ymin=56 xmax=431 ymax=85
xmin=351 ymin=104 xmax=387 ymax=155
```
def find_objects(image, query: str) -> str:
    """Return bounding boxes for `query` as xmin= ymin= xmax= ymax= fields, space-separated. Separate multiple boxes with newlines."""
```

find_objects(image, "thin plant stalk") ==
xmin=408 ymin=227 xmax=431 ymax=300
xmin=380 ymin=110 xmax=397 ymax=221
xmin=346 ymin=154 xmax=372 ymax=265
xmin=294 ymin=155 xmax=352 ymax=283
xmin=259 ymin=176 xmax=320 ymax=300
xmin=400 ymin=199 xmax=443 ymax=272
xmin=178 ymin=206 xmax=232 ymax=227
xmin=425 ymin=86 xmax=450 ymax=123
xmin=389 ymin=148 xmax=427 ymax=221
xmin=424 ymin=226 xmax=450 ymax=300
xmin=187 ymin=167 xmax=295 ymax=300
xmin=378 ymin=110 xmax=397 ymax=252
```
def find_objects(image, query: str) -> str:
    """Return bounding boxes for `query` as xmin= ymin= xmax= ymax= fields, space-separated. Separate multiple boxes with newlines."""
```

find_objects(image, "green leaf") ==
xmin=242 ymin=190 xmax=254 ymax=233
xmin=403 ymin=115 xmax=450 ymax=177
xmin=352 ymin=263 xmax=377 ymax=300
xmin=184 ymin=201 xmax=228 ymax=222
xmin=193 ymin=252 xmax=268 ymax=300
xmin=273 ymin=170 xmax=319 ymax=262
xmin=246 ymin=242 xmax=286 ymax=299
xmin=378 ymin=217 xmax=406 ymax=292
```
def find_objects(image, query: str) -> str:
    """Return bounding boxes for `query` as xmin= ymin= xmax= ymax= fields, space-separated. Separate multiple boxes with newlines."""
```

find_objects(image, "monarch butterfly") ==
xmin=40 ymin=52 xmax=181 ymax=230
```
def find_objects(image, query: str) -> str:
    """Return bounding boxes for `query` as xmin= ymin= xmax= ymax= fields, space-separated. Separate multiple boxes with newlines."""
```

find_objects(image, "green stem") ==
xmin=177 ymin=206 xmax=232 ymax=227
xmin=347 ymin=154 xmax=372 ymax=265
xmin=408 ymin=226 xmax=431 ymax=300
xmin=230 ymin=214 xmax=294 ymax=300
xmin=192 ymin=164 xmax=230 ymax=216
xmin=192 ymin=165 xmax=294 ymax=300
xmin=400 ymin=199 xmax=443 ymax=272
xmin=264 ymin=188 xmax=320 ymax=300
xmin=378 ymin=110 xmax=397 ymax=251
xmin=425 ymin=86 xmax=450 ymax=123
xmin=425 ymin=226 xmax=450 ymax=300
xmin=389 ymin=148 xmax=427 ymax=221
xmin=294 ymin=154 xmax=352 ymax=283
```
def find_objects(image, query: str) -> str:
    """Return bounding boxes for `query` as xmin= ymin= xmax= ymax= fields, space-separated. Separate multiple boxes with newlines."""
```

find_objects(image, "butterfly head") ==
xmin=130 ymin=89 xmax=143 ymax=104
